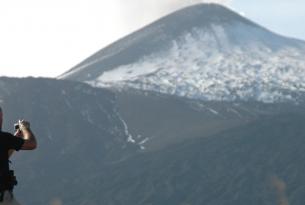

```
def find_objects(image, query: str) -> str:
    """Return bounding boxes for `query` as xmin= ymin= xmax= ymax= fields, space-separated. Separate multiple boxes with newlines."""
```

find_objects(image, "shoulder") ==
xmin=0 ymin=131 xmax=14 ymax=137
xmin=0 ymin=131 xmax=14 ymax=140
xmin=0 ymin=131 xmax=25 ymax=151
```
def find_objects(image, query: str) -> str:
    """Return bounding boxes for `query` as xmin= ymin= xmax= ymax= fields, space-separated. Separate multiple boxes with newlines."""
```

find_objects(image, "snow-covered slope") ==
xmin=60 ymin=3 xmax=305 ymax=103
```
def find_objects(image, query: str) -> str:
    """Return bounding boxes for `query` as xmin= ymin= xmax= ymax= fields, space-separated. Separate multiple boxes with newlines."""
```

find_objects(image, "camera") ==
xmin=14 ymin=123 xmax=19 ymax=130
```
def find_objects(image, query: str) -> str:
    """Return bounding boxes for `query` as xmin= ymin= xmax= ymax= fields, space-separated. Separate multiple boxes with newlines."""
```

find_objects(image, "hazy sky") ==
xmin=0 ymin=0 xmax=304 ymax=78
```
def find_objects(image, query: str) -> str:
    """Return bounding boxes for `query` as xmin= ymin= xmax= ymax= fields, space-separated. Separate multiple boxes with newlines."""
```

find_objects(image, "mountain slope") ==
xmin=1 ymin=77 xmax=305 ymax=204
xmin=60 ymin=3 xmax=305 ymax=103
xmin=0 ymin=77 xmax=138 ymax=204
xmin=70 ymin=113 xmax=305 ymax=205
xmin=115 ymin=89 xmax=304 ymax=151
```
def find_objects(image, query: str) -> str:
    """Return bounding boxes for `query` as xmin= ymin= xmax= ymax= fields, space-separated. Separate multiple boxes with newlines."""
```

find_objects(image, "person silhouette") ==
xmin=0 ymin=107 xmax=37 ymax=205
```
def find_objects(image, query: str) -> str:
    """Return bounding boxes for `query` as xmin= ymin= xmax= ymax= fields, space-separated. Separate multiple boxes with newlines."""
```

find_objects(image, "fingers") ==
xmin=18 ymin=119 xmax=31 ymax=130
xmin=14 ymin=129 xmax=22 ymax=137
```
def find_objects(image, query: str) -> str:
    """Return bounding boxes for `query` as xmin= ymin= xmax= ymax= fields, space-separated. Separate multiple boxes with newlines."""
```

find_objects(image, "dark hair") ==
xmin=0 ymin=106 xmax=2 ymax=113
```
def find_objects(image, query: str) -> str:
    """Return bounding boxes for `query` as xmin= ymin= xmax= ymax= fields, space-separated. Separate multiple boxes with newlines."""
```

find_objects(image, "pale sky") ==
xmin=0 ymin=0 xmax=304 ymax=78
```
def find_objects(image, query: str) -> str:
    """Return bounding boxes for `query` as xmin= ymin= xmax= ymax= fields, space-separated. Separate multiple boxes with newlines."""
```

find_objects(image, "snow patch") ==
xmin=121 ymin=119 xmax=136 ymax=143
xmin=83 ymin=23 xmax=305 ymax=103
xmin=207 ymin=108 xmax=219 ymax=115
xmin=227 ymin=108 xmax=243 ymax=118
xmin=114 ymin=110 xmax=137 ymax=144
xmin=138 ymin=137 xmax=150 ymax=145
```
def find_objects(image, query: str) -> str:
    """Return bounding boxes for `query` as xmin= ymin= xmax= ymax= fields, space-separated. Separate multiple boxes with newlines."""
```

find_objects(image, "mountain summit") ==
xmin=60 ymin=3 xmax=305 ymax=103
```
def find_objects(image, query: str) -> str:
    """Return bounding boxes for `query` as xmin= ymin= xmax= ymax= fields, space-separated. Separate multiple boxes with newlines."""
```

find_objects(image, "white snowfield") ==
xmin=86 ymin=22 xmax=305 ymax=103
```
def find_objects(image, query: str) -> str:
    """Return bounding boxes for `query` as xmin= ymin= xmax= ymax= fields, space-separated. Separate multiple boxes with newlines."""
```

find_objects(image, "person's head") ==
xmin=0 ymin=106 xmax=2 ymax=131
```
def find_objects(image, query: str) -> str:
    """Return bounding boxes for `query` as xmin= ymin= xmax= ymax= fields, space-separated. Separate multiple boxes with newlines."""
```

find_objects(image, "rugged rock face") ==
xmin=60 ymin=3 xmax=305 ymax=103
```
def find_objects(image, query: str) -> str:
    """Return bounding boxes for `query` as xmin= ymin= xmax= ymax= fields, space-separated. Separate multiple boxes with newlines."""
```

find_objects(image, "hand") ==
xmin=14 ymin=129 xmax=23 ymax=137
xmin=18 ymin=120 xmax=30 ymax=131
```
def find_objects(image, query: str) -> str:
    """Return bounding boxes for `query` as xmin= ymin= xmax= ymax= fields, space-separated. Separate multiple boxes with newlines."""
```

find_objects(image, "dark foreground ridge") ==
xmin=1 ymin=77 xmax=305 ymax=204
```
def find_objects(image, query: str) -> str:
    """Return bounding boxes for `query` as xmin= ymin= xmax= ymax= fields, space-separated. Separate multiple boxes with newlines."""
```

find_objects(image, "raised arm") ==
xmin=19 ymin=120 xmax=37 ymax=150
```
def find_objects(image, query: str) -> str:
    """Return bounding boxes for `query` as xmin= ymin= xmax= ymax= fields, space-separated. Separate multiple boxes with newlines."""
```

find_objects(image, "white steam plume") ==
xmin=117 ymin=0 xmax=232 ymax=32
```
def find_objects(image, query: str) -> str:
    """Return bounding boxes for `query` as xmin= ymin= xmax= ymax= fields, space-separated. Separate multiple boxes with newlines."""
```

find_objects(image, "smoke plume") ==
xmin=118 ymin=0 xmax=232 ymax=31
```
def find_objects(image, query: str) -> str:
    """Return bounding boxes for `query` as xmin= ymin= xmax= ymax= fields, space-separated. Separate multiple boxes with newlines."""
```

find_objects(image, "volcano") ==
xmin=60 ymin=3 xmax=305 ymax=103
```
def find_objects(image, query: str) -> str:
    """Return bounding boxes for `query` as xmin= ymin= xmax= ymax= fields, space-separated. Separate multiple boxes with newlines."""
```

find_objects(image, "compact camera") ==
xmin=14 ymin=123 xmax=19 ymax=130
